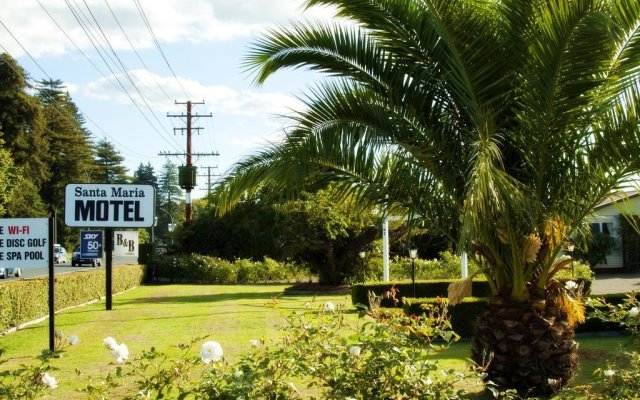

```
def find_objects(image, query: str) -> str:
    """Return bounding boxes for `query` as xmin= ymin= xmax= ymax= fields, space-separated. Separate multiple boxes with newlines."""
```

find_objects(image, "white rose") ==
xmin=41 ymin=372 xmax=58 ymax=389
xmin=349 ymin=345 xmax=361 ymax=357
xmin=324 ymin=301 xmax=335 ymax=312
xmin=200 ymin=341 xmax=224 ymax=364
xmin=629 ymin=307 xmax=639 ymax=318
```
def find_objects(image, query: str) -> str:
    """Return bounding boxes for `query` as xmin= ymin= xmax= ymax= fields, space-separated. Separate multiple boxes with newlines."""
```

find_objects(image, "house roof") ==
xmin=595 ymin=189 xmax=640 ymax=210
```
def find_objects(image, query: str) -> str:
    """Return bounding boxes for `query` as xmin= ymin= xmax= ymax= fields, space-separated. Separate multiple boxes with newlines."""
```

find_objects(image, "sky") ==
xmin=0 ymin=0 xmax=336 ymax=199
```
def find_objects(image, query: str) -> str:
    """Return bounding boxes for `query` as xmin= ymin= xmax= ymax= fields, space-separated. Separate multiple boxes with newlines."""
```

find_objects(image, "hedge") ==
xmin=403 ymin=293 xmax=626 ymax=338
xmin=150 ymin=255 xmax=310 ymax=284
xmin=351 ymin=280 xmax=492 ymax=308
xmin=0 ymin=265 xmax=145 ymax=332
xmin=352 ymin=277 xmax=592 ymax=309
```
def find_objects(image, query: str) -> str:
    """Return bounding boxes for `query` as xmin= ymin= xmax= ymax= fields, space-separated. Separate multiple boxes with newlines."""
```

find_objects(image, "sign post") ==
xmin=0 ymin=218 xmax=53 ymax=350
xmin=65 ymin=184 xmax=155 ymax=311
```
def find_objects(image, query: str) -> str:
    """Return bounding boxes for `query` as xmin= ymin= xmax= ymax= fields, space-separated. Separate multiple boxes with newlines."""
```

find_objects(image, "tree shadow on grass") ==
xmin=116 ymin=290 xmax=286 ymax=305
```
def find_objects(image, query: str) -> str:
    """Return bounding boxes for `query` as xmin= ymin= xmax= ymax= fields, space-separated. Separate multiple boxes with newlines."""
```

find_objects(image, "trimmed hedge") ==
xmin=351 ymin=280 xmax=492 ymax=308
xmin=353 ymin=277 xmax=592 ymax=309
xmin=403 ymin=293 xmax=627 ymax=338
xmin=0 ymin=265 xmax=145 ymax=332
xmin=150 ymin=255 xmax=310 ymax=284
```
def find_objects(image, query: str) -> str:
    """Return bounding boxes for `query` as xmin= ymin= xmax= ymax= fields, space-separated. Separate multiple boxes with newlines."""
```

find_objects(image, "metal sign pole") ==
xmin=106 ymin=228 xmax=113 ymax=310
xmin=48 ymin=217 xmax=55 ymax=351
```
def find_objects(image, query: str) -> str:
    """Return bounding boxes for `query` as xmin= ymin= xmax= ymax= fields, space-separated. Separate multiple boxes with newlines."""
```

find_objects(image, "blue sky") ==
xmin=0 ymin=0 xmax=334 ymax=198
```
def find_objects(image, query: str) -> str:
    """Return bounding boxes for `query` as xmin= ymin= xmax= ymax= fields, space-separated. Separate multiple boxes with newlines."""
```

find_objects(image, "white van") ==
xmin=54 ymin=244 xmax=68 ymax=264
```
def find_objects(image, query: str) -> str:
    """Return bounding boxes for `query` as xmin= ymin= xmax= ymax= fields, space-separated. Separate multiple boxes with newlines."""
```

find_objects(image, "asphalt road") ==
xmin=0 ymin=256 xmax=136 ymax=281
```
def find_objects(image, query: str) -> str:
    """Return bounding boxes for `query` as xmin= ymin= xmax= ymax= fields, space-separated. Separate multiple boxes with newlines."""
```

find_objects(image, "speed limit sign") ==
xmin=80 ymin=230 xmax=103 ymax=258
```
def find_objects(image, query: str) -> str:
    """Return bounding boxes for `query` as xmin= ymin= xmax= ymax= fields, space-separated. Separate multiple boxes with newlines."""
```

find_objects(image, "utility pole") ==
xmin=196 ymin=166 xmax=220 ymax=197
xmin=165 ymin=101 xmax=214 ymax=222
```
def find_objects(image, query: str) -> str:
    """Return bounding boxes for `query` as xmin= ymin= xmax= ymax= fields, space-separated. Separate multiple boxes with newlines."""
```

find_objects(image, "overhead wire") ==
xmin=0 ymin=18 xmax=160 ymax=161
xmin=103 ymin=0 xmax=174 ymax=103
xmin=79 ymin=0 xmax=180 ymax=147
xmin=133 ymin=0 xmax=191 ymax=99
xmin=63 ymin=0 xmax=182 ymax=152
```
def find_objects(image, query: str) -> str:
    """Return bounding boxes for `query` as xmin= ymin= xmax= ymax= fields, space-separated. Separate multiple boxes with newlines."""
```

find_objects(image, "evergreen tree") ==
xmin=94 ymin=138 xmax=128 ymax=183
xmin=133 ymin=162 xmax=159 ymax=241
xmin=36 ymin=79 xmax=96 ymax=245
xmin=157 ymin=159 xmax=183 ymax=241
xmin=133 ymin=162 xmax=158 ymax=187
xmin=0 ymin=53 xmax=48 ymax=216
xmin=0 ymin=141 xmax=18 ymax=216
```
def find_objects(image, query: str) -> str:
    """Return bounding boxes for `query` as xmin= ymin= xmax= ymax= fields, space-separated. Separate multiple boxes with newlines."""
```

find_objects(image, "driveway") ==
xmin=590 ymin=272 xmax=640 ymax=295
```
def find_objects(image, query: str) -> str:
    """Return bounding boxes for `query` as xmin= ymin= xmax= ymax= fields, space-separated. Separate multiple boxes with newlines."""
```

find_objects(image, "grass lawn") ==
xmin=0 ymin=283 xmax=637 ymax=399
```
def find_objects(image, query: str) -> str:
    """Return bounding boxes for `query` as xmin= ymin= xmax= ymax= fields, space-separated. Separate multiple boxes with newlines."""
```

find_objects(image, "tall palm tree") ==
xmin=213 ymin=0 xmax=640 ymax=394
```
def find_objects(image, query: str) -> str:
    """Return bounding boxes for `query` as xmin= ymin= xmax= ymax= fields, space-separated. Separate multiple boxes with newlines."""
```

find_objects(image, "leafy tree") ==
xmin=273 ymin=189 xmax=380 ymax=284
xmin=177 ymin=197 xmax=281 ymax=260
xmin=212 ymin=0 xmax=640 ymax=394
xmin=0 ymin=53 xmax=48 ymax=216
xmin=94 ymin=138 xmax=128 ymax=183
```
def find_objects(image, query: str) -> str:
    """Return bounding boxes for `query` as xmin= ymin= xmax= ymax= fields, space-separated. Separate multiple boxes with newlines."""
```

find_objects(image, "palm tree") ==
xmin=213 ymin=0 xmax=640 ymax=394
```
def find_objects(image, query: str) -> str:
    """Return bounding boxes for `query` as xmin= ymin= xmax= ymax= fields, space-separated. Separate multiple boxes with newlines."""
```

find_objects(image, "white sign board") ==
xmin=114 ymin=230 xmax=139 ymax=257
xmin=0 ymin=218 xmax=49 ymax=268
xmin=65 ymin=184 xmax=155 ymax=228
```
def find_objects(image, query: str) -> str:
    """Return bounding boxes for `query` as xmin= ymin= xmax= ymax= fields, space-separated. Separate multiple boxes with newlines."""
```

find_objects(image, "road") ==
xmin=0 ymin=256 xmax=136 ymax=281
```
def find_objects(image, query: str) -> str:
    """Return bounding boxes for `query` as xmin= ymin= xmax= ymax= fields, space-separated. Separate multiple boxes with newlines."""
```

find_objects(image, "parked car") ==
xmin=0 ymin=267 xmax=21 ymax=279
xmin=54 ymin=244 xmax=67 ymax=264
xmin=71 ymin=246 xmax=102 ymax=267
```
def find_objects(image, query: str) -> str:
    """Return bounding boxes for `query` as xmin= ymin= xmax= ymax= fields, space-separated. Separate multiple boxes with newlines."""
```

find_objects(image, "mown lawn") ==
xmin=0 ymin=283 xmax=636 ymax=399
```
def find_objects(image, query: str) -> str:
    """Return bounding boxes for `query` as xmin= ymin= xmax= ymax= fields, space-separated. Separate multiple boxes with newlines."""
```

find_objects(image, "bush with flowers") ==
xmin=0 ymin=330 xmax=80 ymax=399
xmin=556 ymin=292 xmax=640 ymax=399
xmin=1 ymin=300 xmax=471 ymax=399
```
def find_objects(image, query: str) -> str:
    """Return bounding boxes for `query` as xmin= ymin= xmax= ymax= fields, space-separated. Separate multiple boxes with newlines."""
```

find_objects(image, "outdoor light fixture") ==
xmin=409 ymin=248 xmax=418 ymax=297
xmin=358 ymin=251 xmax=366 ymax=283
xmin=567 ymin=244 xmax=575 ymax=276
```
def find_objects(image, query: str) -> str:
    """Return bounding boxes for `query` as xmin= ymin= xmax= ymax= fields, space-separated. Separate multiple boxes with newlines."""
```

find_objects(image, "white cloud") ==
xmin=85 ymin=69 xmax=305 ymax=118
xmin=0 ymin=0 xmax=335 ymax=58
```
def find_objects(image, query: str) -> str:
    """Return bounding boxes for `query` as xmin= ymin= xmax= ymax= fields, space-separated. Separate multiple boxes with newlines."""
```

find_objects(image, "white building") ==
xmin=590 ymin=191 xmax=640 ymax=271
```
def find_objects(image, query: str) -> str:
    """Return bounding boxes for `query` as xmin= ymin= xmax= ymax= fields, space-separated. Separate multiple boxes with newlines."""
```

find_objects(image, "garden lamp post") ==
xmin=358 ymin=251 xmax=366 ymax=283
xmin=409 ymin=248 xmax=418 ymax=297
xmin=567 ymin=244 xmax=575 ymax=277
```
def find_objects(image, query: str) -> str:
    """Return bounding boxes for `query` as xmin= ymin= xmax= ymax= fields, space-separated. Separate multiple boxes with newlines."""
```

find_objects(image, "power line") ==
xmin=63 ymin=0 xmax=182 ymax=152
xmin=133 ymin=0 xmax=191 ymax=99
xmin=80 ymin=0 xmax=178 ymax=142
xmin=0 ymin=19 xmax=158 ymax=162
xmin=103 ymin=0 xmax=174 ymax=103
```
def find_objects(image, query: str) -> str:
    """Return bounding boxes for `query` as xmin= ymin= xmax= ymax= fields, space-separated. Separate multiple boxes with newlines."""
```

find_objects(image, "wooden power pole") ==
xmin=165 ymin=101 xmax=215 ymax=222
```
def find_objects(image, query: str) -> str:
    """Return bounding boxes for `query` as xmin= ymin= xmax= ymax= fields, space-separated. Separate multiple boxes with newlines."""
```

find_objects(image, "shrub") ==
xmin=557 ymin=292 xmax=640 ymax=399
xmin=364 ymin=251 xmax=480 ymax=282
xmin=150 ymin=255 xmax=311 ymax=284
xmin=403 ymin=291 xmax=625 ymax=338
xmin=351 ymin=280 xmax=492 ymax=308
xmin=72 ymin=302 xmax=470 ymax=399
xmin=0 ymin=265 xmax=144 ymax=332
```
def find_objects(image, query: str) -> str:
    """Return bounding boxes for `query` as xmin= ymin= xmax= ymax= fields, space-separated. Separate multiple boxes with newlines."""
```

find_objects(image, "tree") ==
xmin=94 ymin=138 xmax=128 ymax=183
xmin=157 ymin=159 xmax=183 ymax=241
xmin=0 ymin=53 xmax=49 ymax=217
xmin=133 ymin=162 xmax=158 ymax=187
xmin=0 ymin=142 xmax=18 ymax=215
xmin=36 ymin=79 xmax=96 ymax=246
xmin=212 ymin=0 xmax=640 ymax=394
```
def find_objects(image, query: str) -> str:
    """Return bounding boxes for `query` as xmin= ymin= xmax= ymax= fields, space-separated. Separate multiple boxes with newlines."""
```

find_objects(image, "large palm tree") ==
xmin=213 ymin=0 xmax=640 ymax=394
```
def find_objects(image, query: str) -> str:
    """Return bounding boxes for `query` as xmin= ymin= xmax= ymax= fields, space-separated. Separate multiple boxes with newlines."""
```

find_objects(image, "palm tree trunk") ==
xmin=472 ymin=297 xmax=579 ymax=396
